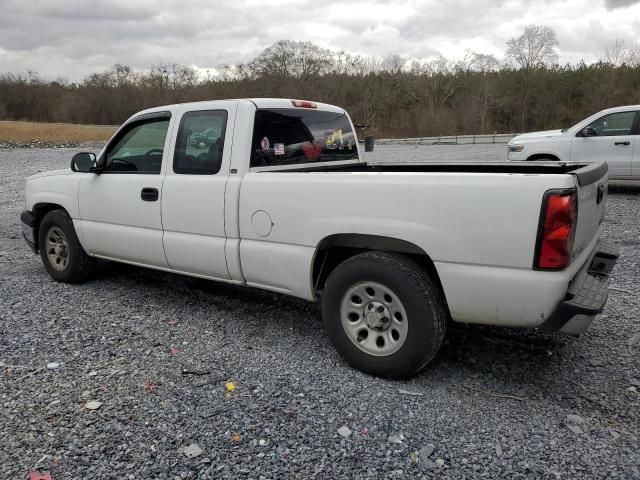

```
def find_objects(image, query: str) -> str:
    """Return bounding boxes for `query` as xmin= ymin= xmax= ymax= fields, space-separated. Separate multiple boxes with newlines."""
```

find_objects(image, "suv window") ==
xmin=250 ymin=109 xmax=358 ymax=168
xmin=174 ymin=110 xmax=228 ymax=175
xmin=587 ymin=111 xmax=637 ymax=136
xmin=104 ymin=118 xmax=170 ymax=174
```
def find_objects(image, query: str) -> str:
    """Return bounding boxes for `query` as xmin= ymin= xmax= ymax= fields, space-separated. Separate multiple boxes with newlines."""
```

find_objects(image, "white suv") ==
xmin=507 ymin=105 xmax=640 ymax=179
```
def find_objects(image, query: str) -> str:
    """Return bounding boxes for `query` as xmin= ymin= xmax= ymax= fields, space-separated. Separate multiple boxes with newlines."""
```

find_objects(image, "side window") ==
xmin=587 ymin=111 xmax=637 ymax=136
xmin=173 ymin=110 xmax=228 ymax=175
xmin=250 ymin=109 xmax=358 ymax=168
xmin=104 ymin=118 xmax=170 ymax=174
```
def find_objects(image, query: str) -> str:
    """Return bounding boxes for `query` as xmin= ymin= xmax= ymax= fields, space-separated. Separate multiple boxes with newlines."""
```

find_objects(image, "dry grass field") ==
xmin=0 ymin=120 xmax=116 ymax=143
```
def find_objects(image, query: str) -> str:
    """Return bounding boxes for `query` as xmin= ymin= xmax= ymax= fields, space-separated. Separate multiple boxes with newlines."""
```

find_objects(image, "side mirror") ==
xmin=580 ymin=126 xmax=597 ymax=137
xmin=71 ymin=152 xmax=97 ymax=173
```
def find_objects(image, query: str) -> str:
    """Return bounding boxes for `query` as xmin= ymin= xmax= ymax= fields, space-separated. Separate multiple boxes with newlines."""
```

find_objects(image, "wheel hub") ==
xmin=364 ymin=301 xmax=391 ymax=331
xmin=45 ymin=226 xmax=70 ymax=272
xmin=339 ymin=281 xmax=408 ymax=357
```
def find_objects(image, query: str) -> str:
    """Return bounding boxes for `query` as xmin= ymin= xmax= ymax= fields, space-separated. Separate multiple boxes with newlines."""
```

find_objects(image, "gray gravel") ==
xmin=1 ymin=146 xmax=639 ymax=479
xmin=364 ymin=143 xmax=508 ymax=163
xmin=0 ymin=140 xmax=105 ymax=150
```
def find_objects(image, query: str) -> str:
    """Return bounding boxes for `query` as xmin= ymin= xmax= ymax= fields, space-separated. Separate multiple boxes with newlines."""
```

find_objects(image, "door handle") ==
xmin=597 ymin=183 xmax=605 ymax=204
xmin=614 ymin=141 xmax=630 ymax=146
xmin=140 ymin=187 xmax=159 ymax=201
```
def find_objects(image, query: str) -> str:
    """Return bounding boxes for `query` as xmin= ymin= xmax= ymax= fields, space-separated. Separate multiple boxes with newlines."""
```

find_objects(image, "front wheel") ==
xmin=38 ymin=209 xmax=95 ymax=283
xmin=321 ymin=251 xmax=447 ymax=378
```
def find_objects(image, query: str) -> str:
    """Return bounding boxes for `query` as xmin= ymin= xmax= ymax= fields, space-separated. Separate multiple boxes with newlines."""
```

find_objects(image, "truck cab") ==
xmin=507 ymin=105 xmax=640 ymax=179
xmin=26 ymin=99 xmax=360 ymax=280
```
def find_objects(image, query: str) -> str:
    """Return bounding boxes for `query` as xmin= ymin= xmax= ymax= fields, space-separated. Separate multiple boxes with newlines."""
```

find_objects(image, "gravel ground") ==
xmin=1 ymin=147 xmax=639 ymax=479
xmin=365 ymin=143 xmax=508 ymax=163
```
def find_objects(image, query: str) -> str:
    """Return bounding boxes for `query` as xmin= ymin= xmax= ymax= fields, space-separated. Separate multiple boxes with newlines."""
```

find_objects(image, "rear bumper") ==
xmin=540 ymin=240 xmax=619 ymax=334
xmin=20 ymin=210 xmax=38 ymax=254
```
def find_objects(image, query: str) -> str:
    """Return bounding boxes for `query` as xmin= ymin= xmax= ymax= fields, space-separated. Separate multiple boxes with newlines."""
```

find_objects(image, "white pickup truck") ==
xmin=21 ymin=98 xmax=618 ymax=377
xmin=507 ymin=105 xmax=640 ymax=179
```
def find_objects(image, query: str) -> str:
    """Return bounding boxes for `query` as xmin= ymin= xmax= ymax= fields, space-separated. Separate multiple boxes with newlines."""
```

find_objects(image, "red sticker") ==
xmin=302 ymin=143 xmax=323 ymax=161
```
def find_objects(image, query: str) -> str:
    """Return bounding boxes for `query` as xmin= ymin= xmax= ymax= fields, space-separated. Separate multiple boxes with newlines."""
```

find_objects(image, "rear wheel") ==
xmin=321 ymin=251 xmax=447 ymax=378
xmin=38 ymin=209 xmax=95 ymax=283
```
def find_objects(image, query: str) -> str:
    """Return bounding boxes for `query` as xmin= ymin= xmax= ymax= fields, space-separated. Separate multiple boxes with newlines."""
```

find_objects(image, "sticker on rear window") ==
xmin=326 ymin=129 xmax=344 ymax=150
xmin=302 ymin=142 xmax=322 ymax=161
xmin=274 ymin=143 xmax=285 ymax=155
xmin=260 ymin=137 xmax=270 ymax=151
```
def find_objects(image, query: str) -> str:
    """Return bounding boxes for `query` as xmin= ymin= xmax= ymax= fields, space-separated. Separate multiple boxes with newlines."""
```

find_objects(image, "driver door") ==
xmin=77 ymin=111 xmax=174 ymax=267
xmin=571 ymin=110 xmax=638 ymax=178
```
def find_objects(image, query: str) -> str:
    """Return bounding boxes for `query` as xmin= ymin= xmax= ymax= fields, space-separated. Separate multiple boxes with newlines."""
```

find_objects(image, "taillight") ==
xmin=291 ymin=99 xmax=317 ymax=109
xmin=534 ymin=190 xmax=577 ymax=270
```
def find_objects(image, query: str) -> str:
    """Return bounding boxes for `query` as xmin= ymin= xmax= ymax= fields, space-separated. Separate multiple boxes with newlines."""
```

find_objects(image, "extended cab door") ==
xmin=77 ymin=112 xmax=173 ymax=267
xmin=160 ymin=103 xmax=237 ymax=279
xmin=571 ymin=110 xmax=638 ymax=178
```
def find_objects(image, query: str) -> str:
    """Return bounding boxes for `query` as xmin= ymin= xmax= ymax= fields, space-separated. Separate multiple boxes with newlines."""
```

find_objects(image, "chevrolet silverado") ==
xmin=21 ymin=98 xmax=618 ymax=377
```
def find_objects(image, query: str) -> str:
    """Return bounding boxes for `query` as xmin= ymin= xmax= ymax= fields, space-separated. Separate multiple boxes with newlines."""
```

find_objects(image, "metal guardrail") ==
xmin=376 ymin=133 xmax=518 ymax=145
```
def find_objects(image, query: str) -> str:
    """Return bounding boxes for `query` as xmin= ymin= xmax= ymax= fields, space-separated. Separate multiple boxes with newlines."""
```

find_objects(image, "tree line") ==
xmin=1 ymin=26 xmax=639 ymax=137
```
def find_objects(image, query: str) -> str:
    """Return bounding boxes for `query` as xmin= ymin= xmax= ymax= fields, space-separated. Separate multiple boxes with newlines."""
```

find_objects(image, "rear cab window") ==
xmin=250 ymin=108 xmax=359 ymax=168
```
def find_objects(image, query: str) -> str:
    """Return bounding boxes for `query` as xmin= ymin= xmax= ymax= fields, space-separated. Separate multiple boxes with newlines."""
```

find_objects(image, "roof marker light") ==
xmin=291 ymin=100 xmax=317 ymax=109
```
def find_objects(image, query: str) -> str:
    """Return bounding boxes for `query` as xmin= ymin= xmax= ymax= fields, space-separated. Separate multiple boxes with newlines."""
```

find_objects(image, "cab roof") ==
xmin=133 ymin=98 xmax=345 ymax=118
xmin=597 ymin=104 xmax=640 ymax=114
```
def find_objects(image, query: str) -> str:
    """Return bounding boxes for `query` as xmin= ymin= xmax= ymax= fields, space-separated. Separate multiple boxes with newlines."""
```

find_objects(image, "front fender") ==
xmin=26 ymin=174 xmax=81 ymax=218
xmin=522 ymin=140 xmax=571 ymax=162
xmin=526 ymin=149 xmax=567 ymax=161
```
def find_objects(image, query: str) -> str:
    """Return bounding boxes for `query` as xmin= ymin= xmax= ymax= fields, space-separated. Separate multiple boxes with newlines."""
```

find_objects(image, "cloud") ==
xmin=0 ymin=0 xmax=638 ymax=80
xmin=604 ymin=0 xmax=640 ymax=9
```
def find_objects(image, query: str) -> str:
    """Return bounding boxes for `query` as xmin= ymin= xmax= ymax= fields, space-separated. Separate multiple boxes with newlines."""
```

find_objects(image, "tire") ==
xmin=38 ymin=209 xmax=95 ymax=283
xmin=321 ymin=251 xmax=447 ymax=378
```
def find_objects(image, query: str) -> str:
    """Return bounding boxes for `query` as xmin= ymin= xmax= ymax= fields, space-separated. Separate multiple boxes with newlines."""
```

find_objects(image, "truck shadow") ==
xmin=92 ymin=261 xmax=574 ymax=391
xmin=608 ymin=181 xmax=640 ymax=194
xmin=430 ymin=322 xmax=572 ymax=383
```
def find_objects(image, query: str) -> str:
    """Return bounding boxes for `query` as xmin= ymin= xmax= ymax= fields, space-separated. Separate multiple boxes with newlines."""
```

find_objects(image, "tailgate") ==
xmin=571 ymin=162 xmax=608 ymax=261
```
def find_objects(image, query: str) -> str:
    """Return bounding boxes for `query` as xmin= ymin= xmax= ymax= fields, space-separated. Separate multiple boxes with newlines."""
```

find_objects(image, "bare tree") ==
xmin=469 ymin=52 xmax=501 ymax=72
xmin=249 ymin=40 xmax=333 ymax=78
xmin=469 ymin=52 xmax=501 ymax=133
xmin=145 ymin=63 xmax=198 ymax=90
xmin=605 ymin=38 xmax=640 ymax=66
xmin=506 ymin=25 xmax=559 ymax=131
xmin=630 ymin=44 xmax=640 ymax=67
xmin=404 ymin=56 xmax=464 ymax=123
xmin=599 ymin=38 xmax=640 ymax=106
xmin=332 ymin=51 xmax=370 ymax=76
xmin=606 ymin=39 xmax=627 ymax=66
xmin=112 ymin=64 xmax=137 ymax=87
xmin=380 ymin=54 xmax=406 ymax=74
xmin=506 ymin=25 xmax=559 ymax=70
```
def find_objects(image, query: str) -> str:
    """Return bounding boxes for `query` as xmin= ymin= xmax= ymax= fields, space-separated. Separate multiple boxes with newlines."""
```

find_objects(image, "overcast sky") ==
xmin=1 ymin=0 xmax=639 ymax=81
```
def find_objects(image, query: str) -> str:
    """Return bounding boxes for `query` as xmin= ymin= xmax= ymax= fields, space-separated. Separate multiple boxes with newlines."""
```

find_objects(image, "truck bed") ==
xmin=278 ymin=160 xmax=607 ymax=185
